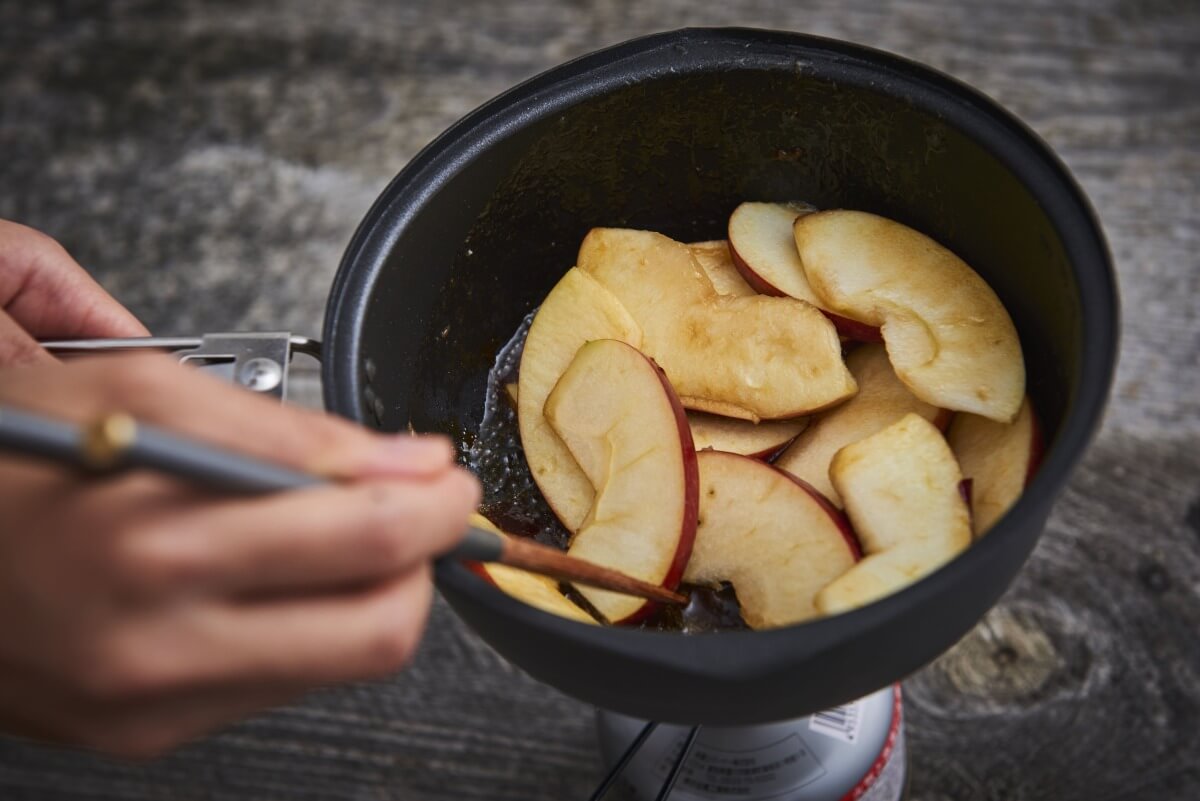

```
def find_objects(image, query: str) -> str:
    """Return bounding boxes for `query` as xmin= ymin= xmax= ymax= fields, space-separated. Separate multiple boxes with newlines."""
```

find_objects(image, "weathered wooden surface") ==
xmin=1 ymin=1 xmax=1198 ymax=799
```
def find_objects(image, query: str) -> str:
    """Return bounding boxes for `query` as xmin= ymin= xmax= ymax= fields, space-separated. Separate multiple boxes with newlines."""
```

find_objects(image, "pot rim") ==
xmin=323 ymin=27 xmax=1118 ymax=679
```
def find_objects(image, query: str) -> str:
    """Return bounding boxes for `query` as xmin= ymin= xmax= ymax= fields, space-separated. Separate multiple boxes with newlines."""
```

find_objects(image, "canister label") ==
xmin=596 ymin=686 xmax=904 ymax=801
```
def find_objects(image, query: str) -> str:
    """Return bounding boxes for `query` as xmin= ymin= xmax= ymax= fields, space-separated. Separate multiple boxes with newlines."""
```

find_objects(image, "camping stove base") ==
xmin=595 ymin=685 xmax=905 ymax=801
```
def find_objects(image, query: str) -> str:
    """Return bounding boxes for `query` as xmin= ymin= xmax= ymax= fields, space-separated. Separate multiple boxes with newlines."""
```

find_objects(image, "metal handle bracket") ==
xmin=41 ymin=333 xmax=322 ymax=401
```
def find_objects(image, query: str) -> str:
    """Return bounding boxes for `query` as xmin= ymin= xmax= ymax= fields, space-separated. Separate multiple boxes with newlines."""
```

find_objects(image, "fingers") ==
xmin=205 ymin=567 xmax=437 ymax=686
xmin=122 ymin=469 xmax=480 ymax=600
xmin=0 ymin=220 xmax=149 ymax=339
xmin=0 ymin=655 xmax=309 ymax=759
xmin=0 ymin=308 xmax=53 ymax=367
xmin=0 ymin=350 xmax=482 ymax=758
xmin=13 ymin=578 xmax=429 ymax=759
xmin=82 ymin=679 xmax=308 ymax=759
xmin=84 ymin=567 xmax=437 ymax=702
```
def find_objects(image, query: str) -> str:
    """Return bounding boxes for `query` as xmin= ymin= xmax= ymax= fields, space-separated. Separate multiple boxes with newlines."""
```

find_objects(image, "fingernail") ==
xmin=362 ymin=435 xmax=455 ymax=477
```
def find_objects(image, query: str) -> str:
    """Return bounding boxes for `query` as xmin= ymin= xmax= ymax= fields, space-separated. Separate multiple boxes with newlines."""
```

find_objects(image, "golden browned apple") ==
xmin=517 ymin=267 xmax=642 ymax=531
xmin=502 ymin=381 xmax=519 ymax=409
xmin=466 ymin=517 xmax=598 ymax=624
xmin=688 ymin=412 xmax=808 ymax=459
xmin=793 ymin=210 xmax=1025 ymax=422
xmin=544 ymin=339 xmax=698 ymax=624
xmin=774 ymin=344 xmax=948 ymax=506
xmin=727 ymin=202 xmax=882 ymax=342
xmin=471 ymin=562 xmax=598 ymax=624
xmin=686 ymin=451 xmax=859 ymax=629
xmin=948 ymin=397 xmax=1042 ymax=537
xmin=687 ymin=239 xmax=756 ymax=296
xmin=509 ymin=380 xmax=805 ymax=460
xmin=814 ymin=414 xmax=971 ymax=614
xmin=578 ymin=228 xmax=856 ymax=422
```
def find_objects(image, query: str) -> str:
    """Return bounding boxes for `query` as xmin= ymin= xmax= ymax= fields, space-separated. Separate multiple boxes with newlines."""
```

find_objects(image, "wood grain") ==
xmin=0 ymin=1 xmax=1197 ymax=799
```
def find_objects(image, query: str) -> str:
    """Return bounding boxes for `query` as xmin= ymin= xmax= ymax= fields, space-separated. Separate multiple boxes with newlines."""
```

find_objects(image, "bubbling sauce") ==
xmin=641 ymin=582 xmax=750 ymax=634
xmin=464 ymin=310 xmax=573 ymax=550
xmin=465 ymin=312 xmax=750 ymax=632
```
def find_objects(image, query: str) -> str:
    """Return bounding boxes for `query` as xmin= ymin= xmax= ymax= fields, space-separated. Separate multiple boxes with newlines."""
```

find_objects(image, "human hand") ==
xmin=0 ymin=355 xmax=480 ymax=758
xmin=0 ymin=219 xmax=149 ymax=366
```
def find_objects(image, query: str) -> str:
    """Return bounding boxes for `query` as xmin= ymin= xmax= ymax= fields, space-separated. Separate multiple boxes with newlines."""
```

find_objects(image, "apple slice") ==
xmin=688 ymin=240 xmax=756 ymax=297
xmin=578 ymin=228 xmax=856 ymax=422
xmin=727 ymin=201 xmax=882 ymax=342
xmin=947 ymin=397 xmax=1042 ymax=537
xmin=517 ymin=267 xmax=642 ymax=531
xmin=728 ymin=201 xmax=820 ymax=302
xmin=774 ymin=344 xmax=948 ymax=506
xmin=544 ymin=339 xmax=698 ymax=624
xmin=502 ymin=381 xmax=519 ymax=409
xmin=814 ymin=414 xmax=971 ymax=615
xmin=686 ymin=451 xmax=859 ymax=629
xmin=793 ymin=210 xmax=1025 ymax=423
xmin=510 ymin=381 xmax=805 ymax=459
xmin=688 ymin=412 xmax=808 ymax=459
xmin=472 ymin=563 xmax=598 ymax=624
xmin=466 ymin=516 xmax=598 ymax=624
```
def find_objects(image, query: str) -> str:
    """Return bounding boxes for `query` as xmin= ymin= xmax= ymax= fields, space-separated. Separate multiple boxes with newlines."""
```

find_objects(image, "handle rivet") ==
xmin=238 ymin=358 xmax=283 ymax=392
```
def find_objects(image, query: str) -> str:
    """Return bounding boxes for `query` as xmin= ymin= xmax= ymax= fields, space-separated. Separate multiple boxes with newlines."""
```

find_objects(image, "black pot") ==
xmin=321 ymin=28 xmax=1117 ymax=725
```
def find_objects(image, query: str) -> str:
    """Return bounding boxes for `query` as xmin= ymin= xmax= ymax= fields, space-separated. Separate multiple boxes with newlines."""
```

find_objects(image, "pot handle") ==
xmin=40 ymin=332 xmax=322 ymax=402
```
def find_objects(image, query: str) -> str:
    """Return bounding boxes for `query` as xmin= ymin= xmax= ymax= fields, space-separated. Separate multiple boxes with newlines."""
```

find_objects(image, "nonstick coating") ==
xmin=323 ymin=29 xmax=1117 ymax=725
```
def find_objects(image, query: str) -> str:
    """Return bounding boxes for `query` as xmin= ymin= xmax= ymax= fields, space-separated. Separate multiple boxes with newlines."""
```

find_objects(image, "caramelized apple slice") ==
xmin=510 ymin=381 xmax=804 ymax=460
xmin=688 ymin=412 xmax=808 ymax=459
xmin=948 ymin=397 xmax=1041 ymax=537
xmin=467 ymin=517 xmax=598 ymax=624
xmin=517 ymin=268 xmax=642 ymax=531
xmin=688 ymin=240 xmax=756 ymax=297
xmin=794 ymin=210 xmax=1024 ymax=422
xmin=774 ymin=344 xmax=948 ymax=506
xmin=815 ymin=414 xmax=971 ymax=614
xmin=728 ymin=202 xmax=881 ymax=341
xmin=544 ymin=339 xmax=698 ymax=624
xmin=578 ymin=228 xmax=856 ymax=422
xmin=816 ymin=543 xmax=958 ymax=615
xmin=687 ymin=451 xmax=859 ymax=629
xmin=728 ymin=201 xmax=821 ymax=302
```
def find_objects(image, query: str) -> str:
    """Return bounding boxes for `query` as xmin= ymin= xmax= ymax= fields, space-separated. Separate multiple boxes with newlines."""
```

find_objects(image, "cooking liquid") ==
xmin=465 ymin=311 xmax=749 ymax=633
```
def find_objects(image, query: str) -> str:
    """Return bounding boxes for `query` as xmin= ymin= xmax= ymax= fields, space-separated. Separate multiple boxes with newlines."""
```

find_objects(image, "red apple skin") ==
xmin=748 ymin=436 xmax=800 ymax=461
xmin=826 ymin=313 xmax=884 ymax=343
xmin=616 ymin=353 xmax=701 ymax=625
xmin=693 ymin=424 xmax=803 ymax=461
xmin=759 ymin=459 xmax=863 ymax=561
xmin=958 ymin=478 xmax=975 ymax=532
xmin=958 ymin=478 xmax=974 ymax=510
xmin=727 ymin=241 xmax=883 ymax=343
xmin=1026 ymin=405 xmax=1044 ymax=487
xmin=728 ymin=239 xmax=786 ymax=296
